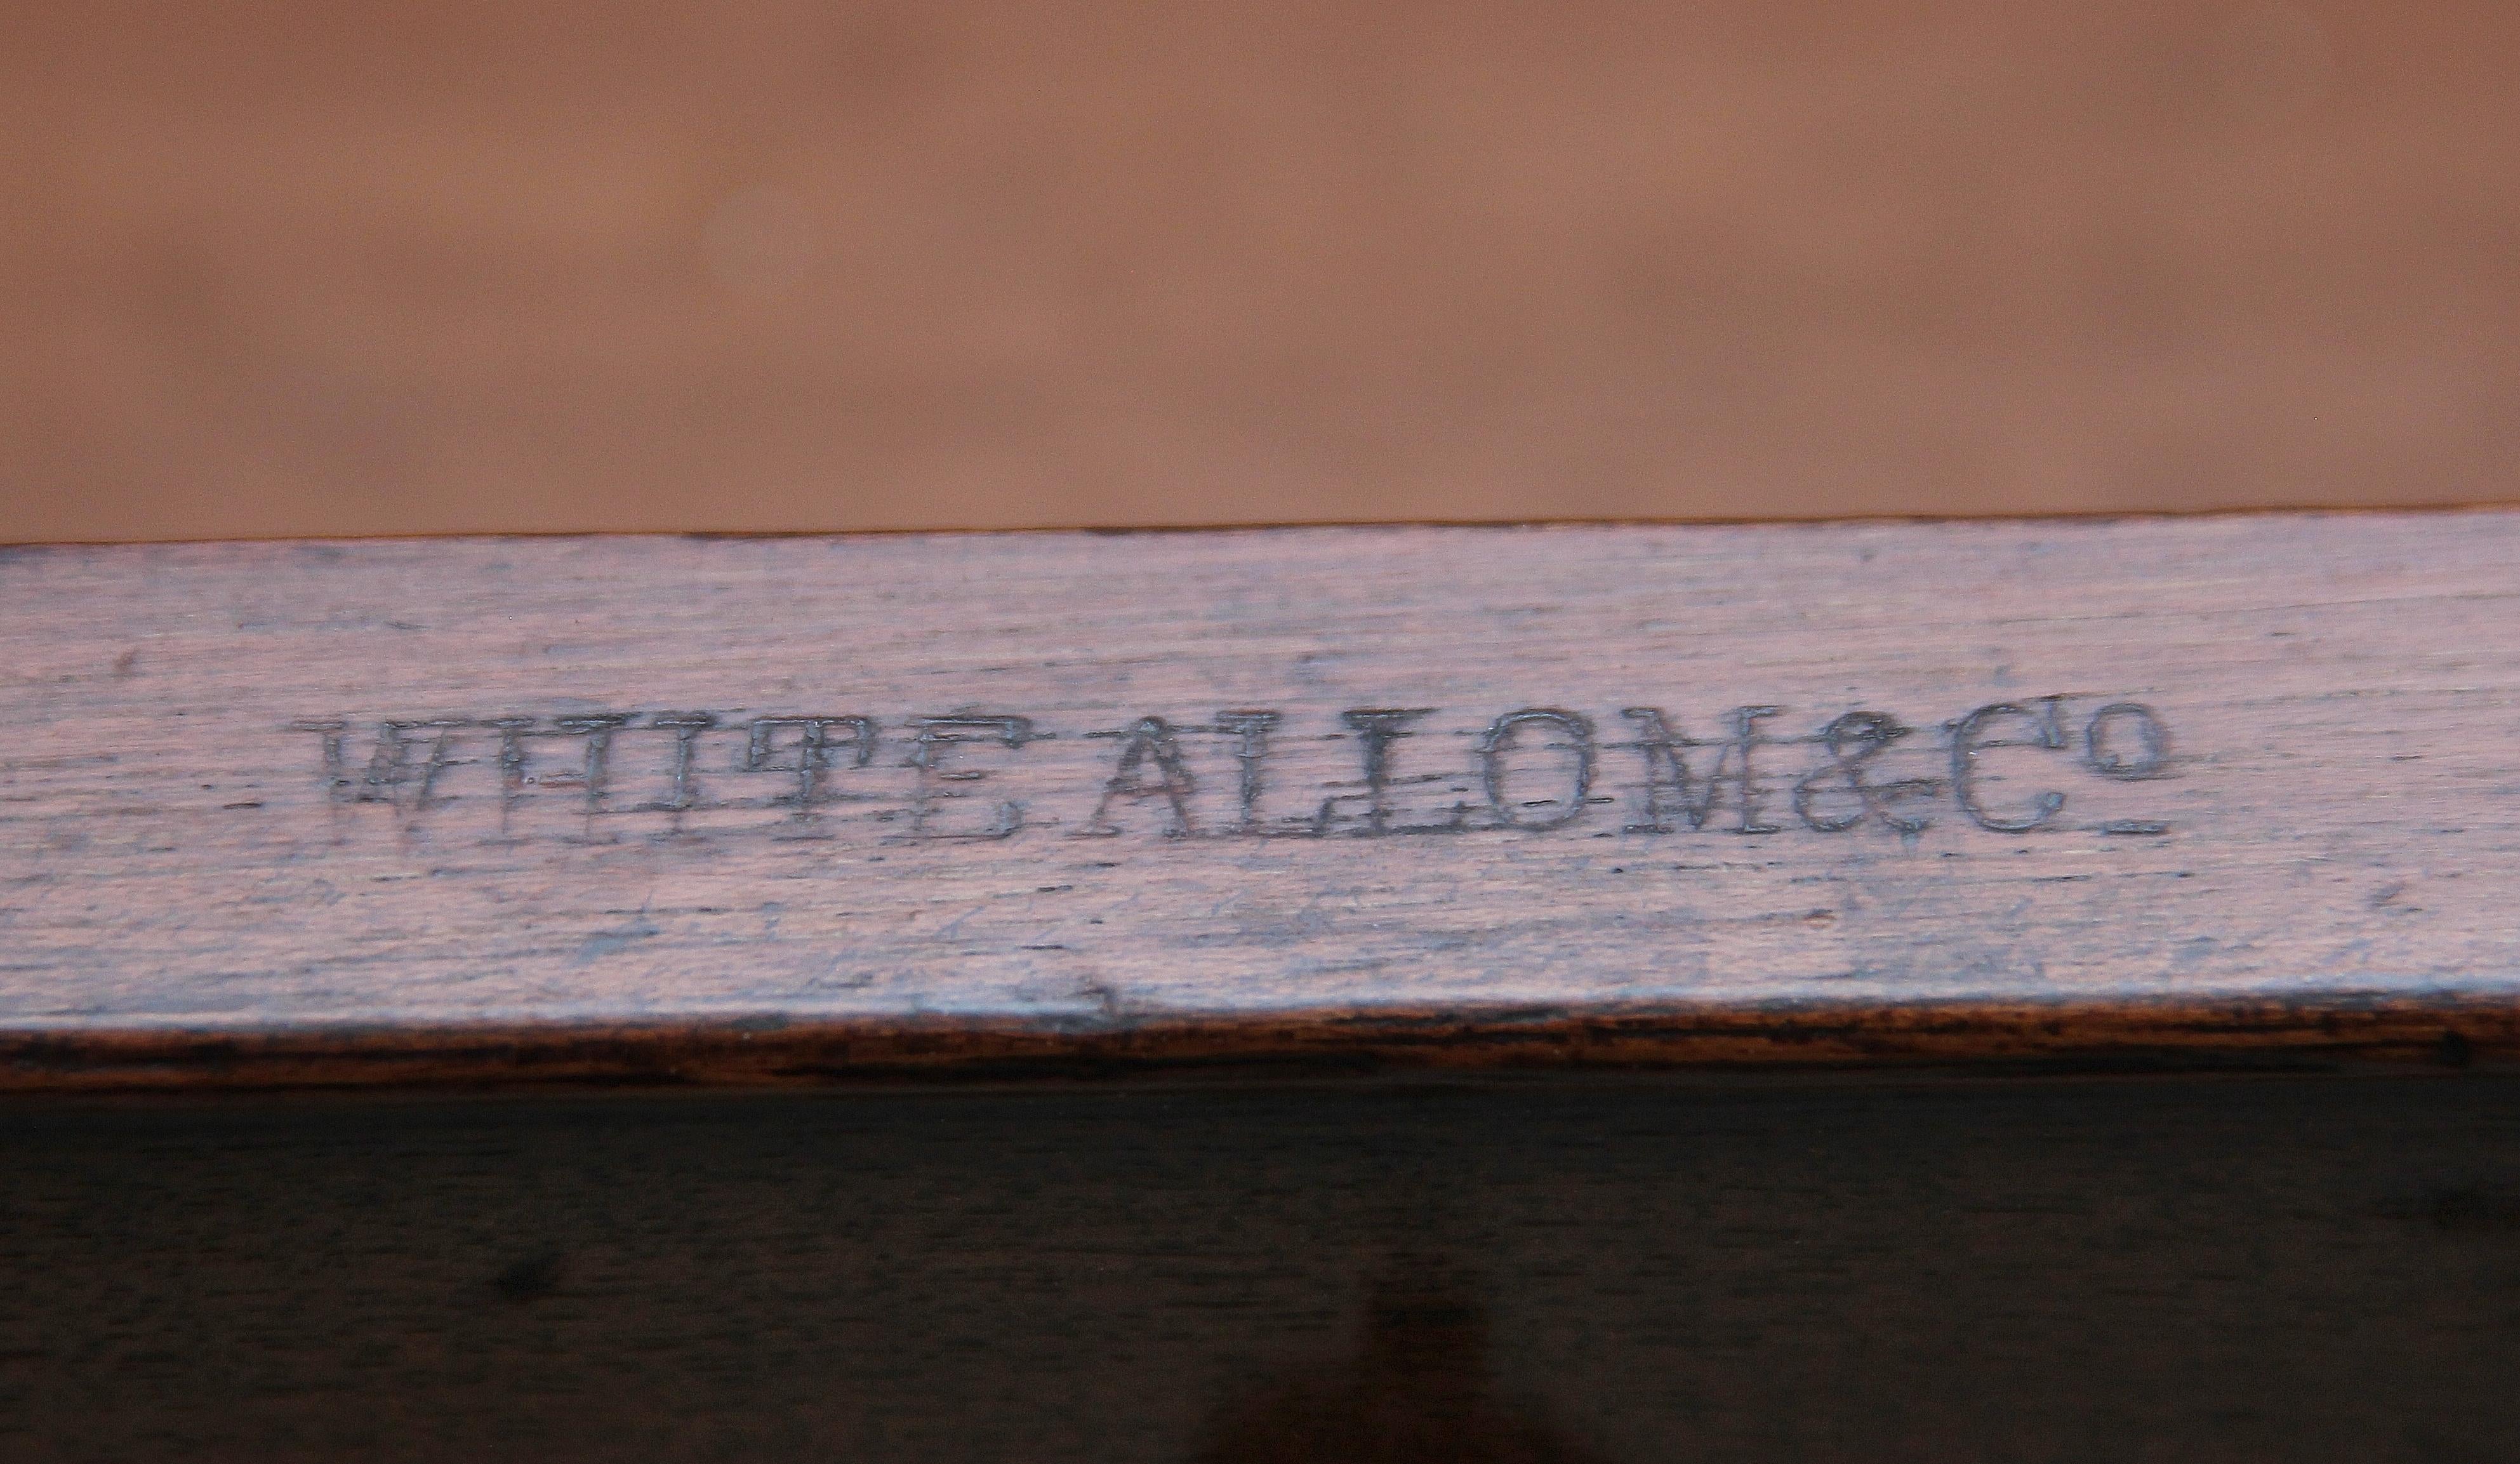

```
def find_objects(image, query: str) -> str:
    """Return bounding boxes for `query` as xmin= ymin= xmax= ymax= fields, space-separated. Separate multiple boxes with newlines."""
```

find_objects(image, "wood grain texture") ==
xmin=4 ymin=510 xmax=2518 ymax=1086
xmin=5 ymin=1074 xmax=2520 ymax=1461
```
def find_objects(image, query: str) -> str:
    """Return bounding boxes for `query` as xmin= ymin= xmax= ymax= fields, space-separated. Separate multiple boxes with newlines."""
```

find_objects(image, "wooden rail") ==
xmin=5 ymin=510 xmax=2516 ymax=1088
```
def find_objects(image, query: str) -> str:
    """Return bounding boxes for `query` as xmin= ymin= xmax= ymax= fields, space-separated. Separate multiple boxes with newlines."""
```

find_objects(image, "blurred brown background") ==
xmin=2 ymin=0 xmax=2513 ymax=542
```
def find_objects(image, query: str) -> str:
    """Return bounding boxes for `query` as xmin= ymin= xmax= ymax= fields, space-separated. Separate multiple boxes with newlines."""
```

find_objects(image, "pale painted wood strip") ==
xmin=3 ymin=512 xmax=2517 ymax=1082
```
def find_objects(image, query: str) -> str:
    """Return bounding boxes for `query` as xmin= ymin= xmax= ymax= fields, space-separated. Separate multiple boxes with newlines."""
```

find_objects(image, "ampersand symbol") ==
xmin=1793 ymin=710 xmax=1935 ymax=833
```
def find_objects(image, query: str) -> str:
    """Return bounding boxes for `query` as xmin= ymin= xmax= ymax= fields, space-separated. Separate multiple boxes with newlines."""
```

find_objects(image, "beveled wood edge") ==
xmin=10 ymin=499 xmax=2518 ymax=550
xmin=3 ymin=995 xmax=2509 ymax=1093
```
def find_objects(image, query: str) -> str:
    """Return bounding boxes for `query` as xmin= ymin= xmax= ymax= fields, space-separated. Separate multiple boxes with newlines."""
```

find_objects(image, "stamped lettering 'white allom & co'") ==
xmin=1 ymin=514 xmax=2515 ymax=1085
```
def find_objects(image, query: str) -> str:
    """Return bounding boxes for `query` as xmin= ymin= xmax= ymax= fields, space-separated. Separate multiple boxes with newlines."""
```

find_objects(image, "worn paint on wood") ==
xmin=3 ymin=513 xmax=2517 ymax=1084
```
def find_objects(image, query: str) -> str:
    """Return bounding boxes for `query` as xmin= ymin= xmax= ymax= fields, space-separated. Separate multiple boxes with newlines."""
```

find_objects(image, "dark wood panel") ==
xmin=4 ymin=1073 xmax=2517 ymax=1461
